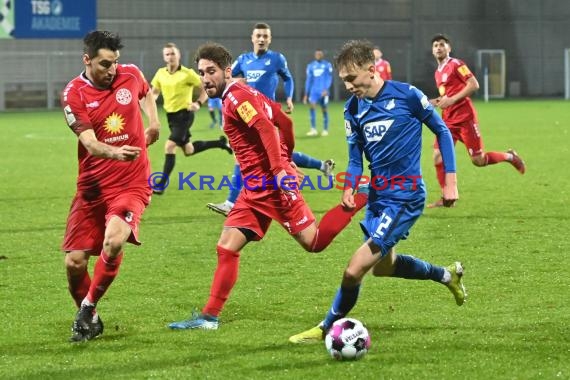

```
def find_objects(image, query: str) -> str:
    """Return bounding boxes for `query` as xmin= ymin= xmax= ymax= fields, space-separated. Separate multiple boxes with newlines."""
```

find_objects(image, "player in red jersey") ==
xmin=168 ymin=42 xmax=368 ymax=330
xmin=428 ymin=34 xmax=526 ymax=208
xmin=373 ymin=47 xmax=392 ymax=80
xmin=60 ymin=30 xmax=160 ymax=342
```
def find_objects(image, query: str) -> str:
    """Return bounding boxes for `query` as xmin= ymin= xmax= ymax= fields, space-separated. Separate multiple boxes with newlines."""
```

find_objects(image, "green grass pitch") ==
xmin=0 ymin=100 xmax=568 ymax=379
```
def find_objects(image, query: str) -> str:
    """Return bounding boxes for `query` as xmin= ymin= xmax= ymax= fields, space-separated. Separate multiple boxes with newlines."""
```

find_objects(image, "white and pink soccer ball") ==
xmin=325 ymin=318 xmax=371 ymax=360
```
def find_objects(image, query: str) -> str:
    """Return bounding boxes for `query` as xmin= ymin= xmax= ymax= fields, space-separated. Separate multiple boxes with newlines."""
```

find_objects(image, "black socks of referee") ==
xmin=193 ymin=137 xmax=232 ymax=155
xmin=163 ymin=153 xmax=176 ymax=179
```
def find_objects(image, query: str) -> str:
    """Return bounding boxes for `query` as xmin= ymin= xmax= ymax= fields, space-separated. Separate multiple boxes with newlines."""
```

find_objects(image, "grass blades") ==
xmin=0 ymin=100 xmax=568 ymax=379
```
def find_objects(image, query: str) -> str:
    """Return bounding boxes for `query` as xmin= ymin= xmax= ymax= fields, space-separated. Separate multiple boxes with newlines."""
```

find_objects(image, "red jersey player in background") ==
xmin=373 ymin=47 xmax=392 ymax=80
xmin=168 ymin=42 xmax=367 ymax=331
xmin=428 ymin=34 xmax=525 ymax=208
xmin=61 ymin=30 xmax=160 ymax=342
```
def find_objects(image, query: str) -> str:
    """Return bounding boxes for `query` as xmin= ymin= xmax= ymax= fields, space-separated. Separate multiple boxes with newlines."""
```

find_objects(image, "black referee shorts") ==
xmin=166 ymin=109 xmax=195 ymax=146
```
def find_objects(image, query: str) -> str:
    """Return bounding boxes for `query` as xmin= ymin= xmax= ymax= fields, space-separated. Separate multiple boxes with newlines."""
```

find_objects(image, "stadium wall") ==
xmin=0 ymin=0 xmax=569 ymax=109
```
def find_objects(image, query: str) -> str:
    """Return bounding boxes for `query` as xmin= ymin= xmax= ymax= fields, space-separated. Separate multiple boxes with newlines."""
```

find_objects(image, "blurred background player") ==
xmin=303 ymin=49 xmax=333 ymax=137
xmin=61 ymin=30 xmax=160 ymax=342
xmin=169 ymin=42 xmax=367 ymax=330
xmin=151 ymin=42 xmax=232 ymax=195
xmin=289 ymin=40 xmax=465 ymax=344
xmin=207 ymin=97 xmax=223 ymax=129
xmin=373 ymin=46 xmax=392 ymax=80
xmin=428 ymin=34 xmax=526 ymax=208
xmin=207 ymin=22 xmax=334 ymax=216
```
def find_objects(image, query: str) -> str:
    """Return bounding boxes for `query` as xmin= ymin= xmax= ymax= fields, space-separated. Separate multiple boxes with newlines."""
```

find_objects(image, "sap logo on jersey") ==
xmin=246 ymin=70 xmax=265 ymax=82
xmin=313 ymin=68 xmax=325 ymax=77
xmin=363 ymin=120 xmax=394 ymax=142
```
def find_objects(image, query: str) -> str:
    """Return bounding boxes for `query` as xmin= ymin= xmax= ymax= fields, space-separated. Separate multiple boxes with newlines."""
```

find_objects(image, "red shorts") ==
xmin=434 ymin=119 xmax=484 ymax=157
xmin=224 ymin=187 xmax=316 ymax=240
xmin=61 ymin=187 xmax=151 ymax=254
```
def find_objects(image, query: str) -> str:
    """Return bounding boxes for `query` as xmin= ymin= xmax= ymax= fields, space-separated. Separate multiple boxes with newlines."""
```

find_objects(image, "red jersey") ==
xmin=375 ymin=59 xmax=392 ymax=80
xmin=435 ymin=57 xmax=477 ymax=124
xmin=61 ymin=64 xmax=151 ymax=196
xmin=221 ymin=81 xmax=291 ymax=190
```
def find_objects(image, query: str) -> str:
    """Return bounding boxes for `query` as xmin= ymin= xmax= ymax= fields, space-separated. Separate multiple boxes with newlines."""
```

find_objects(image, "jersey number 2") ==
xmin=374 ymin=213 xmax=393 ymax=237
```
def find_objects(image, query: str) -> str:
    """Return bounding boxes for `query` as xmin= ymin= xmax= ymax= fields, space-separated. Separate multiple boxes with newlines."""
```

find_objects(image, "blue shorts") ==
xmin=208 ymin=97 xmax=222 ymax=109
xmin=308 ymin=92 xmax=329 ymax=106
xmin=359 ymin=197 xmax=424 ymax=257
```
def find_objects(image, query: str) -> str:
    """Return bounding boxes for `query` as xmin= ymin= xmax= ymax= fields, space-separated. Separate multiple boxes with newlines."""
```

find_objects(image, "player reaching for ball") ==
xmin=289 ymin=40 xmax=466 ymax=344
xmin=167 ymin=42 xmax=368 ymax=331
xmin=60 ymin=30 xmax=160 ymax=342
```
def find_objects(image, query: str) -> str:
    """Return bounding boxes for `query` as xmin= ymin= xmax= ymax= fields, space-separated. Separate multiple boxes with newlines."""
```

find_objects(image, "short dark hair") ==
xmin=194 ymin=42 xmax=233 ymax=70
xmin=83 ymin=30 xmax=123 ymax=59
xmin=253 ymin=22 xmax=270 ymax=30
xmin=431 ymin=33 xmax=451 ymax=44
xmin=334 ymin=39 xmax=375 ymax=71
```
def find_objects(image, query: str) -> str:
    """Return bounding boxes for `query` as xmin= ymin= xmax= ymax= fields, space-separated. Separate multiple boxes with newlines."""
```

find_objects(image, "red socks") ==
xmin=203 ymin=246 xmax=240 ymax=317
xmin=310 ymin=192 xmax=368 ymax=252
xmin=484 ymin=151 xmax=509 ymax=165
xmin=201 ymin=194 xmax=367 ymax=315
xmin=67 ymin=270 xmax=91 ymax=308
xmin=86 ymin=251 xmax=124 ymax=304
xmin=435 ymin=152 xmax=508 ymax=192
xmin=435 ymin=161 xmax=446 ymax=189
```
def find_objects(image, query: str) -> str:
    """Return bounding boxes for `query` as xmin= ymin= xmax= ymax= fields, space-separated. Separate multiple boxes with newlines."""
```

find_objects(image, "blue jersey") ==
xmin=207 ymin=97 xmax=222 ymax=109
xmin=304 ymin=59 xmax=333 ymax=97
xmin=231 ymin=50 xmax=294 ymax=100
xmin=344 ymin=81 xmax=455 ymax=201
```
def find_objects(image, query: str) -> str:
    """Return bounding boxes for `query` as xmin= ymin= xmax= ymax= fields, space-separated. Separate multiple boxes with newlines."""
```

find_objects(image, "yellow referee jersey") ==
xmin=151 ymin=65 xmax=201 ymax=113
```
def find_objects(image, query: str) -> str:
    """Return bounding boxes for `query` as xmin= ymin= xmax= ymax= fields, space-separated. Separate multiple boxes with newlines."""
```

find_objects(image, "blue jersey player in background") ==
xmin=231 ymin=25 xmax=295 ymax=113
xmin=290 ymin=40 xmax=466 ymax=344
xmin=207 ymin=97 xmax=223 ymax=129
xmin=207 ymin=23 xmax=335 ymax=216
xmin=304 ymin=49 xmax=333 ymax=136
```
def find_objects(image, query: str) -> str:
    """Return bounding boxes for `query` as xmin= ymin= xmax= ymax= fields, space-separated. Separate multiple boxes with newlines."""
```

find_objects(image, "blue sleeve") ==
xmin=231 ymin=56 xmax=242 ymax=77
xmin=407 ymin=84 xmax=456 ymax=174
xmin=344 ymin=110 xmax=364 ymax=189
xmin=424 ymin=112 xmax=456 ymax=173
xmin=324 ymin=62 xmax=333 ymax=90
xmin=345 ymin=143 xmax=364 ymax=189
xmin=304 ymin=63 xmax=312 ymax=94
xmin=277 ymin=53 xmax=295 ymax=98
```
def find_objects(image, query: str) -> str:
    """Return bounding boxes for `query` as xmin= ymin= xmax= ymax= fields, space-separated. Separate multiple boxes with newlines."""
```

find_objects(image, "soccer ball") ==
xmin=325 ymin=318 xmax=371 ymax=360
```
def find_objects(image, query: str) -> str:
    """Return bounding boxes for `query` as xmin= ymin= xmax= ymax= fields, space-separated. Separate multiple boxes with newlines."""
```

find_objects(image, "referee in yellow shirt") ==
xmin=151 ymin=42 xmax=232 ymax=195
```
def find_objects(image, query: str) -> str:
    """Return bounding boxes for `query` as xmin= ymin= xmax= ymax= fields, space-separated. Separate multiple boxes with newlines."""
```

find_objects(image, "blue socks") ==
xmin=309 ymin=108 xmax=316 ymax=129
xmin=292 ymin=151 xmax=322 ymax=170
xmin=393 ymin=254 xmax=444 ymax=281
xmin=320 ymin=255 xmax=444 ymax=331
xmin=323 ymin=111 xmax=329 ymax=131
xmin=323 ymin=284 xmax=361 ymax=330
xmin=228 ymin=164 xmax=242 ymax=203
